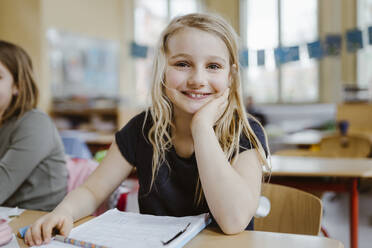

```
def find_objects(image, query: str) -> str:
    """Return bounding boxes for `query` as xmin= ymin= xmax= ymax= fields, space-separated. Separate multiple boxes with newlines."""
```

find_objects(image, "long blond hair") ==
xmin=0 ymin=40 xmax=39 ymax=124
xmin=146 ymin=13 xmax=270 ymax=204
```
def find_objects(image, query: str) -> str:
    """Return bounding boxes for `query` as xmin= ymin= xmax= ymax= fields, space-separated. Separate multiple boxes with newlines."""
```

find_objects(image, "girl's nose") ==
xmin=187 ymin=68 xmax=207 ymax=88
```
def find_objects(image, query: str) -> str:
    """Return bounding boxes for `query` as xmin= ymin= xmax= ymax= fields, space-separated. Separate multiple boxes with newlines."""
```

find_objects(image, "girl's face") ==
xmin=164 ymin=27 xmax=231 ymax=116
xmin=0 ymin=61 xmax=18 ymax=117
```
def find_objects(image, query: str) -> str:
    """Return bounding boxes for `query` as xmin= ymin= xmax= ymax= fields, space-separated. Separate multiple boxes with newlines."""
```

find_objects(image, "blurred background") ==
xmin=1 ymin=1 xmax=372 ymax=247
xmin=0 ymin=0 xmax=371 ymax=149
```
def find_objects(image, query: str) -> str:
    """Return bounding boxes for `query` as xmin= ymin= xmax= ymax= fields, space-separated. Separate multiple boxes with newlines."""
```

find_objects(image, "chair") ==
xmin=274 ymin=134 xmax=371 ymax=237
xmin=318 ymin=135 xmax=371 ymax=158
xmin=274 ymin=134 xmax=371 ymax=158
xmin=274 ymin=148 xmax=321 ymax=157
xmin=254 ymin=183 xmax=322 ymax=235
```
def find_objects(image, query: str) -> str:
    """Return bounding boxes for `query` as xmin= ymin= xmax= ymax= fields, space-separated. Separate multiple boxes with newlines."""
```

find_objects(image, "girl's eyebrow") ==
xmin=169 ymin=54 xmax=227 ymax=64
xmin=206 ymin=56 xmax=227 ymax=64
xmin=169 ymin=53 xmax=191 ymax=60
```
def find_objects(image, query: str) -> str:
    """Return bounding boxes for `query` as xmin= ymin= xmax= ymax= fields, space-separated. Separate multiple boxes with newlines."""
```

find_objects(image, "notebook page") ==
xmin=4 ymin=235 xmax=20 ymax=248
xmin=36 ymin=209 xmax=209 ymax=248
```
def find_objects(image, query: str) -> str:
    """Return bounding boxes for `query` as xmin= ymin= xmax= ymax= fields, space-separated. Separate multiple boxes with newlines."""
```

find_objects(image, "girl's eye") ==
xmin=175 ymin=62 xmax=189 ymax=67
xmin=207 ymin=64 xmax=221 ymax=70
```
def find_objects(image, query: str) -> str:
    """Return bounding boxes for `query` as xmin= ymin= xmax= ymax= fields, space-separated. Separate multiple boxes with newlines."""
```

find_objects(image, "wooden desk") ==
xmin=276 ymin=130 xmax=329 ymax=146
xmin=269 ymin=155 xmax=372 ymax=248
xmin=186 ymin=229 xmax=343 ymax=248
xmin=274 ymin=129 xmax=372 ymax=149
xmin=83 ymin=133 xmax=113 ymax=154
xmin=61 ymin=130 xmax=113 ymax=155
xmin=10 ymin=210 xmax=343 ymax=248
xmin=9 ymin=210 xmax=93 ymax=248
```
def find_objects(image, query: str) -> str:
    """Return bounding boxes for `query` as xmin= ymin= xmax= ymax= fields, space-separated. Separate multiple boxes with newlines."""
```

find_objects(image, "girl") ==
xmin=25 ymin=13 xmax=269 ymax=246
xmin=0 ymin=40 xmax=67 ymax=211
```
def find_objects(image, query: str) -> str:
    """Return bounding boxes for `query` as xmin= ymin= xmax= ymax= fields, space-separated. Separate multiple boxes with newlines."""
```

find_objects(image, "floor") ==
xmin=321 ymin=189 xmax=372 ymax=248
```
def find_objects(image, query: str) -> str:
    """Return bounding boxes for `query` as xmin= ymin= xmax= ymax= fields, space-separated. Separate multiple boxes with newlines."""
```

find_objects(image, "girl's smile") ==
xmin=181 ymin=90 xmax=212 ymax=100
xmin=164 ymin=27 xmax=230 ymax=116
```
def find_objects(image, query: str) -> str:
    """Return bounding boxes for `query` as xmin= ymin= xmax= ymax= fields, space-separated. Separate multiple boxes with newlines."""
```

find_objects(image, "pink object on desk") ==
xmin=0 ymin=219 xmax=12 ymax=246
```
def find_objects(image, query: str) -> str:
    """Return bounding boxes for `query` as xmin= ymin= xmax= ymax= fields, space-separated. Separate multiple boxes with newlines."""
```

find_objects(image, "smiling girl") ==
xmin=26 ymin=13 xmax=270 ymax=246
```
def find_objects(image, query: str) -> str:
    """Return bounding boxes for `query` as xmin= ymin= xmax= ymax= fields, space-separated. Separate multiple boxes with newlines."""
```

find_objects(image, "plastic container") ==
xmin=0 ymin=219 xmax=12 ymax=246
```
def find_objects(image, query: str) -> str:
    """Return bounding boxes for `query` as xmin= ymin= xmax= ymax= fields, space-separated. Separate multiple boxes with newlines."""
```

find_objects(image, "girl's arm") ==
xmin=0 ymin=112 xmax=60 ymax=204
xmin=191 ymin=89 xmax=263 ymax=235
xmin=25 ymin=141 xmax=133 ymax=246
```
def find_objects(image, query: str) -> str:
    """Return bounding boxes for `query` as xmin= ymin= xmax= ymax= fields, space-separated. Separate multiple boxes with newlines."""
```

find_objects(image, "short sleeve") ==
xmin=115 ymin=112 xmax=146 ymax=166
xmin=239 ymin=118 xmax=268 ymax=157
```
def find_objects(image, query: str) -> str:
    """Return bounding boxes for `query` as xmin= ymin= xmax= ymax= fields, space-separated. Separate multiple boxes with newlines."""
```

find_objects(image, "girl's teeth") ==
xmin=190 ymin=93 xmax=204 ymax=98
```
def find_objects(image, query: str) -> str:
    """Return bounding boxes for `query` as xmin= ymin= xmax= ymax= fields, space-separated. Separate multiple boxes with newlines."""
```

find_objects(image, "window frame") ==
xmin=240 ymin=0 xmax=320 ymax=104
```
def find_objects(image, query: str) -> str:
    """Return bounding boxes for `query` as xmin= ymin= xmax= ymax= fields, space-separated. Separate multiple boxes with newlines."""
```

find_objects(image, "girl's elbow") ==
xmin=221 ymin=226 xmax=245 ymax=235
xmin=219 ymin=215 xmax=252 ymax=235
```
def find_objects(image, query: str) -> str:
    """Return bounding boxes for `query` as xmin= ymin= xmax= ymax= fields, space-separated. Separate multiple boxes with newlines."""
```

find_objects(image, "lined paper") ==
xmin=35 ymin=209 xmax=209 ymax=248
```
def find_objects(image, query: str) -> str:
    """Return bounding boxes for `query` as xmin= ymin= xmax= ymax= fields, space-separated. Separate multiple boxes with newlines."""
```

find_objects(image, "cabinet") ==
xmin=50 ymin=98 xmax=119 ymax=154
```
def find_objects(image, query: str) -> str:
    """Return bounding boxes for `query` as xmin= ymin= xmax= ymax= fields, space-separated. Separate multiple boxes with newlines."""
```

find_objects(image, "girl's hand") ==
xmin=24 ymin=211 xmax=73 ymax=246
xmin=191 ymin=87 xmax=229 ymax=132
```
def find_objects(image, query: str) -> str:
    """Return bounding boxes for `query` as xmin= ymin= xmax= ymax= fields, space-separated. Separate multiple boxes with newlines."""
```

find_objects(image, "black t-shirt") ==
xmin=115 ymin=111 xmax=268 ymax=230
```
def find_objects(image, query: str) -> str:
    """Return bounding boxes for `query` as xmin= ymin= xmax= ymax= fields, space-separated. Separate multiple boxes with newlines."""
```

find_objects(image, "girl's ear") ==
xmin=12 ymin=84 xmax=19 ymax=96
xmin=231 ymin=64 xmax=237 ymax=74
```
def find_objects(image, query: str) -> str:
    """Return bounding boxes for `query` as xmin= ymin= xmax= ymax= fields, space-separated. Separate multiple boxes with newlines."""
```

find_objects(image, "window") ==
xmin=242 ymin=0 xmax=319 ymax=103
xmin=134 ymin=0 xmax=199 ymax=105
xmin=357 ymin=0 xmax=372 ymax=89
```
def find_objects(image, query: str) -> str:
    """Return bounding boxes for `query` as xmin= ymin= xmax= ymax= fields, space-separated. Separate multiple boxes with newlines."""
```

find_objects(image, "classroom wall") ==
xmin=204 ymin=0 xmax=240 ymax=33
xmin=0 ymin=0 xmax=136 ymax=120
xmin=0 ymin=0 xmax=359 ymax=107
xmin=42 ymin=0 xmax=122 ymax=39
xmin=42 ymin=0 xmax=137 ymax=125
xmin=42 ymin=0 xmax=135 ymax=110
xmin=319 ymin=0 xmax=357 ymax=103
xmin=0 ymin=0 xmax=45 ymax=110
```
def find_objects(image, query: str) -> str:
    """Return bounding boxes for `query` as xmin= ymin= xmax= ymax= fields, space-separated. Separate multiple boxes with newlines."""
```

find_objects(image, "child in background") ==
xmin=0 ymin=40 xmax=67 ymax=211
xmin=26 ymin=13 xmax=270 ymax=246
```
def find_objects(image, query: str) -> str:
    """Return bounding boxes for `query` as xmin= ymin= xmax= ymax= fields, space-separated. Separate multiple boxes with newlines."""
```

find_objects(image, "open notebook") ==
xmin=35 ymin=209 xmax=211 ymax=248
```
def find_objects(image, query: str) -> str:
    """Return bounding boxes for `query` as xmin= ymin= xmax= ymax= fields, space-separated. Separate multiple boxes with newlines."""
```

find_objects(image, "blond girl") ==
xmin=26 ymin=13 xmax=269 ymax=246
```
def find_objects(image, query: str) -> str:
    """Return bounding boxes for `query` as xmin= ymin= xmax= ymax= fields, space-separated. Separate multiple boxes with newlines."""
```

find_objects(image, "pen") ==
xmin=54 ymin=235 xmax=109 ymax=248
xmin=17 ymin=225 xmax=29 ymax=239
xmin=161 ymin=222 xmax=191 ymax=245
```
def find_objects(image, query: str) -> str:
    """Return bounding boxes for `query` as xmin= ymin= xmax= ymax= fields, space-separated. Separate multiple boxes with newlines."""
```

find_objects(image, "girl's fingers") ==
xmin=58 ymin=218 xmax=73 ymax=237
xmin=41 ymin=219 xmax=58 ymax=244
xmin=26 ymin=222 xmax=42 ymax=246
xmin=24 ymin=214 xmax=63 ymax=246
xmin=24 ymin=227 xmax=34 ymax=246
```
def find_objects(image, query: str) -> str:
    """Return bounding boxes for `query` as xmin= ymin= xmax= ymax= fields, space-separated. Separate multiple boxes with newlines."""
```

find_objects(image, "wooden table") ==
xmin=269 ymin=155 xmax=372 ymax=248
xmin=272 ymin=129 xmax=372 ymax=148
xmin=275 ymin=129 xmax=329 ymax=146
xmin=10 ymin=210 xmax=343 ymax=248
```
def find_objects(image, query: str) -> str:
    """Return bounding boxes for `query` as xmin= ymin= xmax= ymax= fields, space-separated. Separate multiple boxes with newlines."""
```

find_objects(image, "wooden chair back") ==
xmin=319 ymin=135 xmax=371 ymax=158
xmin=274 ymin=149 xmax=321 ymax=157
xmin=337 ymin=103 xmax=372 ymax=132
xmin=254 ymin=183 xmax=322 ymax=235
xmin=275 ymin=134 xmax=371 ymax=158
